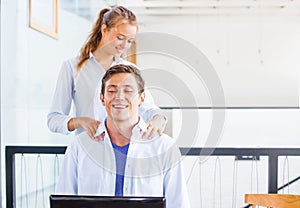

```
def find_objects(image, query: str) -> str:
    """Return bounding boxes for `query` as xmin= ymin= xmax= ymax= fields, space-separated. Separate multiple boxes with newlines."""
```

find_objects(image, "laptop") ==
xmin=50 ymin=194 xmax=166 ymax=208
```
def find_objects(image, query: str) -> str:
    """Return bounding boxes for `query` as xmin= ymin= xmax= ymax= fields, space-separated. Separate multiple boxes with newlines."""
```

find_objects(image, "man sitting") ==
xmin=56 ymin=64 xmax=190 ymax=208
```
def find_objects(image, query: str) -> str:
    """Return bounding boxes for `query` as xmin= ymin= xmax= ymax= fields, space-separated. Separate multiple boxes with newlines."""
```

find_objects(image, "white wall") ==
xmin=132 ymin=13 xmax=300 ymax=146
xmin=135 ymin=12 xmax=300 ymax=208
xmin=1 ymin=0 xmax=92 ymax=146
xmin=136 ymin=15 xmax=300 ymax=107
xmin=1 ymin=0 xmax=93 ymax=206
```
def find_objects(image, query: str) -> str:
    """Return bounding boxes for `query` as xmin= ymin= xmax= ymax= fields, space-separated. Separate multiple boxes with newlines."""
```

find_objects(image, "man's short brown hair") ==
xmin=101 ymin=64 xmax=145 ymax=95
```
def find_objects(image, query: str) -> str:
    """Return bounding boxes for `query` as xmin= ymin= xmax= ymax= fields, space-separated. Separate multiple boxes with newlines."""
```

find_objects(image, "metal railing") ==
xmin=6 ymin=146 xmax=300 ymax=208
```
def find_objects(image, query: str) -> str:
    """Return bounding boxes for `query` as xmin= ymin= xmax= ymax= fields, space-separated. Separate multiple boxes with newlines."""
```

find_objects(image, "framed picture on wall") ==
xmin=29 ymin=0 xmax=58 ymax=39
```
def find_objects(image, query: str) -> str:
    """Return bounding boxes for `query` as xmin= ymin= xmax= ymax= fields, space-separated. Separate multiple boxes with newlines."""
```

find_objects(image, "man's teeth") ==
xmin=113 ymin=105 xmax=127 ymax=109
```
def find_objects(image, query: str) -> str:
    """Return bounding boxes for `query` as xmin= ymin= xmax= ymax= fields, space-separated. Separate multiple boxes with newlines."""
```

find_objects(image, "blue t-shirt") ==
xmin=111 ymin=142 xmax=130 ymax=196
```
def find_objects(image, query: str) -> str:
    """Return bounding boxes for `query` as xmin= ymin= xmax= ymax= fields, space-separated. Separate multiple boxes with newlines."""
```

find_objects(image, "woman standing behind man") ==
xmin=47 ymin=6 xmax=166 ymax=140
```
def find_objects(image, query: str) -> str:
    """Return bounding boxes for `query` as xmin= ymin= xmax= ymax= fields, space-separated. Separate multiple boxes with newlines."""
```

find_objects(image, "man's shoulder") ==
xmin=146 ymin=133 xmax=178 ymax=154
xmin=75 ymin=131 xmax=97 ymax=148
xmin=157 ymin=133 xmax=175 ymax=145
xmin=152 ymin=134 xmax=182 ymax=166
xmin=67 ymin=132 xmax=93 ymax=152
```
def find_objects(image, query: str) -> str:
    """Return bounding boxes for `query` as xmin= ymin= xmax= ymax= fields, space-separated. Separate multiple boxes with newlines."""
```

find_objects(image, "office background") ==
xmin=1 ymin=0 xmax=300 ymax=207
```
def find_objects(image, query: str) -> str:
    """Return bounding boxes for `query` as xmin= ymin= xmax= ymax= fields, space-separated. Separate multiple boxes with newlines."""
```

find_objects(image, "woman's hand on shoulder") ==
xmin=68 ymin=117 xmax=103 ymax=140
xmin=143 ymin=115 xmax=167 ymax=139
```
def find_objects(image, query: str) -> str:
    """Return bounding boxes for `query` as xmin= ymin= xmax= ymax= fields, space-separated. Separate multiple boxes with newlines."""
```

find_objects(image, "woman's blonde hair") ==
xmin=77 ymin=6 xmax=137 ymax=72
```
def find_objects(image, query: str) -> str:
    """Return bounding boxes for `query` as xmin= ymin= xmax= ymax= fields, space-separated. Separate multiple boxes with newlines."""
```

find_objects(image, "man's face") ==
xmin=101 ymin=73 xmax=144 ymax=124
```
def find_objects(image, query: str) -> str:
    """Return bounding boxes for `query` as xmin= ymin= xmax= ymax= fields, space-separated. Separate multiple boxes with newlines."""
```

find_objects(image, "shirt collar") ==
xmin=136 ymin=117 xmax=148 ymax=132
xmin=94 ymin=117 xmax=148 ymax=141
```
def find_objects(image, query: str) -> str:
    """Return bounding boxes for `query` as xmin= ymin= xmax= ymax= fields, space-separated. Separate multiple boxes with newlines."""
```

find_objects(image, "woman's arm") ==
xmin=47 ymin=60 xmax=75 ymax=134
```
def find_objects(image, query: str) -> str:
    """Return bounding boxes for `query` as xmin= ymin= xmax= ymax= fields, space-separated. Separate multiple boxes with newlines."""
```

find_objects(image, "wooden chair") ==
xmin=245 ymin=194 xmax=300 ymax=208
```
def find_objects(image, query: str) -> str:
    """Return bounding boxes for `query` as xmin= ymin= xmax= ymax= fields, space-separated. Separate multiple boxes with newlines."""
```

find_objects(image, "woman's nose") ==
xmin=120 ymin=39 xmax=130 ymax=49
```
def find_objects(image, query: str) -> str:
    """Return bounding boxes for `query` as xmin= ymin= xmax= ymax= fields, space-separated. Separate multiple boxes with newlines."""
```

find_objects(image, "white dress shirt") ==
xmin=47 ymin=55 xmax=161 ymax=135
xmin=56 ymin=119 xmax=191 ymax=208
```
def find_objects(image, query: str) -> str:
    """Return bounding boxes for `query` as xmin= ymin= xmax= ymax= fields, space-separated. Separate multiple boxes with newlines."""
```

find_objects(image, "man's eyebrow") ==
xmin=107 ymin=84 xmax=117 ymax=88
xmin=107 ymin=84 xmax=134 ymax=88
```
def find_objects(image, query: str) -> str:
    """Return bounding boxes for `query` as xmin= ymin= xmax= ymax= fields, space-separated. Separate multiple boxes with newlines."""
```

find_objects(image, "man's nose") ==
xmin=115 ymin=90 xmax=125 ymax=99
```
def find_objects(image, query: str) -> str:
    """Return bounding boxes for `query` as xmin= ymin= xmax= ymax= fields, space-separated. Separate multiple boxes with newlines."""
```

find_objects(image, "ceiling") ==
xmin=60 ymin=0 xmax=300 ymax=21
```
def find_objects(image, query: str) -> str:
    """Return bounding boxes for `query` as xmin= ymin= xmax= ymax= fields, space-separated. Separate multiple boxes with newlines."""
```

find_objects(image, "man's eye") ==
xmin=117 ymin=36 xmax=124 ymax=41
xmin=108 ymin=90 xmax=117 ymax=93
xmin=124 ymin=88 xmax=134 ymax=93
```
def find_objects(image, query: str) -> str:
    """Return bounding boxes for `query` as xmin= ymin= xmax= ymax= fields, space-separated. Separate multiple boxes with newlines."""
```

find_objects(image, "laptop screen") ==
xmin=50 ymin=195 xmax=166 ymax=208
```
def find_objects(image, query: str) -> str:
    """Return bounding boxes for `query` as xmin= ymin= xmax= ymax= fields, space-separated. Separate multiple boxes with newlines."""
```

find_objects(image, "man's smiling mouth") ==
xmin=112 ymin=104 xmax=128 ymax=109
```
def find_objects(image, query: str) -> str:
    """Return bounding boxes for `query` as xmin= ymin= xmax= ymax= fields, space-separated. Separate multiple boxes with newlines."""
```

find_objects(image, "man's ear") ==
xmin=139 ymin=92 xmax=145 ymax=106
xmin=100 ymin=93 xmax=105 ymax=106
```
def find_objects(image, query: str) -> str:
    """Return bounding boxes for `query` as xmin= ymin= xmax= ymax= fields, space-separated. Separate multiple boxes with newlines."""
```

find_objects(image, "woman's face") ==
xmin=101 ymin=23 xmax=137 ymax=56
